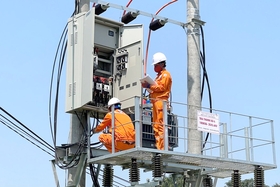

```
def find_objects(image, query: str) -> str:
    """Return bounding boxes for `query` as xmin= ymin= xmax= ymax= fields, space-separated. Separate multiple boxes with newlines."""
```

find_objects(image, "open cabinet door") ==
xmin=65 ymin=9 xmax=95 ymax=113
xmin=113 ymin=24 xmax=144 ymax=110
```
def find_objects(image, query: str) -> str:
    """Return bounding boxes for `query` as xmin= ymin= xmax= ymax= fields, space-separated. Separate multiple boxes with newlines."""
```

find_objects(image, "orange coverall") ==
xmin=149 ymin=69 xmax=172 ymax=150
xmin=94 ymin=109 xmax=135 ymax=153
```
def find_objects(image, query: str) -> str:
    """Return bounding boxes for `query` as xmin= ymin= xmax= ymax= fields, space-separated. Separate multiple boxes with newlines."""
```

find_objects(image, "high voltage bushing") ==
xmin=152 ymin=153 xmax=163 ymax=178
xmin=121 ymin=12 xmax=138 ymax=24
xmin=103 ymin=164 xmax=113 ymax=187
xmin=231 ymin=170 xmax=241 ymax=187
xmin=149 ymin=19 xmax=166 ymax=31
xmin=203 ymin=175 xmax=213 ymax=187
xmin=94 ymin=4 xmax=108 ymax=15
xmin=129 ymin=158 xmax=140 ymax=183
xmin=254 ymin=165 xmax=264 ymax=187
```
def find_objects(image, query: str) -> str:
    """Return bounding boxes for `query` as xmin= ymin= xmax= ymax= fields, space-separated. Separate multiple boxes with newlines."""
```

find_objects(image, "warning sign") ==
xmin=197 ymin=110 xmax=220 ymax=134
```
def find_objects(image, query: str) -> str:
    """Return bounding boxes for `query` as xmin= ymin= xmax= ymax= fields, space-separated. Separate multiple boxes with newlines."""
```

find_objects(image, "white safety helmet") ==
xmin=152 ymin=52 xmax=167 ymax=65
xmin=107 ymin=97 xmax=121 ymax=108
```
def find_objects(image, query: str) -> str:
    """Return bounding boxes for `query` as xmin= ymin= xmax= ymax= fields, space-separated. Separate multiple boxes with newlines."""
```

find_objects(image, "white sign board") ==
xmin=197 ymin=110 xmax=220 ymax=134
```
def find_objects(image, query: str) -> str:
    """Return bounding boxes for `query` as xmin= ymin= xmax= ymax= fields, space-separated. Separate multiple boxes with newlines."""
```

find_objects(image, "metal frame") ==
xmin=88 ymin=147 xmax=276 ymax=178
xmin=90 ymin=0 xmax=188 ymax=27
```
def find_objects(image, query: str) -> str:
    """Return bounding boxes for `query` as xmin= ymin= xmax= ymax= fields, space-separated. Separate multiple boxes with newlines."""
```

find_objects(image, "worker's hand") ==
xmin=141 ymin=82 xmax=150 ymax=88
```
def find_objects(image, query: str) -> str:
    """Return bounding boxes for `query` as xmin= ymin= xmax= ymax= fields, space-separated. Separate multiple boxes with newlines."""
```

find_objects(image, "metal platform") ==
xmin=86 ymin=96 xmax=277 ymax=180
xmin=88 ymin=147 xmax=276 ymax=178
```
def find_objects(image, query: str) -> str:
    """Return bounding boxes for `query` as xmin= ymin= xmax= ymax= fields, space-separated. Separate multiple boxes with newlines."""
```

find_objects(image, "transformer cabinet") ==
xmin=141 ymin=108 xmax=179 ymax=150
xmin=65 ymin=8 xmax=143 ymax=115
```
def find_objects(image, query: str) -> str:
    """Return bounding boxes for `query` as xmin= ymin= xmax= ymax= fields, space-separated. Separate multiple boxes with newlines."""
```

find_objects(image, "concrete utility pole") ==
xmin=67 ymin=1 xmax=90 ymax=187
xmin=187 ymin=0 xmax=202 ymax=155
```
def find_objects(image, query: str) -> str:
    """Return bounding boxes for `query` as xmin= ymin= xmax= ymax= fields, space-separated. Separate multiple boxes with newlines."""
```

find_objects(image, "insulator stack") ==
xmin=254 ymin=166 xmax=264 ymax=187
xmin=203 ymin=175 xmax=213 ymax=187
xmin=152 ymin=154 xmax=163 ymax=178
xmin=129 ymin=158 xmax=140 ymax=183
xmin=231 ymin=170 xmax=241 ymax=187
xmin=103 ymin=164 xmax=113 ymax=187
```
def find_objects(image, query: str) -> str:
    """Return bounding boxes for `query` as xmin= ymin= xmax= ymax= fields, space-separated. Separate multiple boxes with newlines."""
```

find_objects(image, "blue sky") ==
xmin=0 ymin=0 xmax=279 ymax=186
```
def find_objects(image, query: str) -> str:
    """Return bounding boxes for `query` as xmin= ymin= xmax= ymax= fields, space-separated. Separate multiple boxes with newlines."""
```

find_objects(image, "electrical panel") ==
xmin=113 ymin=40 xmax=143 ymax=110
xmin=113 ymin=24 xmax=144 ymax=110
xmin=65 ymin=8 xmax=143 ymax=114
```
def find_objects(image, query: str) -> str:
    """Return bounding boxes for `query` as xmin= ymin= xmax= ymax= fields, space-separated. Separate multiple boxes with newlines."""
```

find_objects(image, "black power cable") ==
xmin=199 ymin=25 xmax=213 ymax=149
xmin=48 ymin=22 xmax=67 ymax=147
xmin=200 ymin=25 xmax=213 ymax=110
xmin=49 ymin=0 xmax=78 ymax=161
xmin=0 ymin=107 xmax=54 ymax=152
xmin=0 ymin=108 xmax=124 ymax=186
xmin=0 ymin=117 xmax=54 ymax=157
xmin=182 ymin=24 xmax=213 ymax=149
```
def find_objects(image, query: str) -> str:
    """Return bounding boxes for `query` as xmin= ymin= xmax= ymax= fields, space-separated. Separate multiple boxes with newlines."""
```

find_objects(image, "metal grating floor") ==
xmin=88 ymin=147 xmax=276 ymax=178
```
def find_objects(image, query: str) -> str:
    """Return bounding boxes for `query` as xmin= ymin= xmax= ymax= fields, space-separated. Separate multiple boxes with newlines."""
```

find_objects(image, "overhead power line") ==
xmin=0 ymin=107 xmax=55 ymax=156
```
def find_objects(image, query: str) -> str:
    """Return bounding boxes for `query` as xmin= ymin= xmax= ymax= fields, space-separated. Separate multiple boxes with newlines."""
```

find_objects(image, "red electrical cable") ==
xmin=144 ymin=0 xmax=178 ymax=76
xmin=122 ymin=0 xmax=133 ymax=16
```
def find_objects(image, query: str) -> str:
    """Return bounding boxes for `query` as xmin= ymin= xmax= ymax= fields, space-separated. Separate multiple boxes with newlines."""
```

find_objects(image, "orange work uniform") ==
xmin=94 ymin=109 xmax=135 ymax=153
xmin=149 ymin=69 xmax=172 ymax=150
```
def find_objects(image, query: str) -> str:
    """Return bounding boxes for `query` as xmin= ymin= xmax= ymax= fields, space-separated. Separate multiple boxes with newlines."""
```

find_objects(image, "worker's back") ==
xmin=109 ymin=109 xmax=135 ymax=142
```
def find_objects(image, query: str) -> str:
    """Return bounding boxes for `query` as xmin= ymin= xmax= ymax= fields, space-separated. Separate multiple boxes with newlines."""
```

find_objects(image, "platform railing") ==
xmin=126 ymin=96 xmax=276 ymax=166
xmin=92 ymin=96 xmax=276 ymax=168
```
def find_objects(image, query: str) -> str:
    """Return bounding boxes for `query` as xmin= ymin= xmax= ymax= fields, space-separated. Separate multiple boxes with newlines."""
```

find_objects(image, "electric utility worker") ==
xmin=92 ymin=97 xmax=135 ymax=153
xmin=141 ymin=52 xmax=172 ymax=150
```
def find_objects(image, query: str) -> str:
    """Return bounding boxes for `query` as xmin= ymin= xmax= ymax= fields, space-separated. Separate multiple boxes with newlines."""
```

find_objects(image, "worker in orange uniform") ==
xmin=92 ymin=97 xmax=135 ymax=153
xmin=141 ymin=52 xmax=172 ymax=150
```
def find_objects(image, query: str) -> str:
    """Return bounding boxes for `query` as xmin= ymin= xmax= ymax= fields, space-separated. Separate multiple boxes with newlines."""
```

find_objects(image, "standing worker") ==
xmin=141 ymin=52 xmax=172 ymax=150
xmin=92 ymin=97 xmax=135 ymax=153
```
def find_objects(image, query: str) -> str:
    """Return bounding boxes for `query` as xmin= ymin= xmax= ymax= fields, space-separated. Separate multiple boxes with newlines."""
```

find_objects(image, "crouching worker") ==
xmin=92 ymin=97 xmax=135 ymax=153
